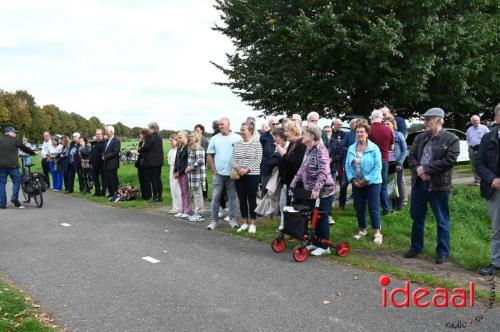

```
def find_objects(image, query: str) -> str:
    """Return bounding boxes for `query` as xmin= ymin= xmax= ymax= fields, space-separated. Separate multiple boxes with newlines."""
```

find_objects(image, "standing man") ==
xmin=291 ymin=114 xmax=302 ymax=126
xmin=467 ymin=115 xmax=490 ymax=185
xmin=380 ymin=106 xmax=408 ymax=138
xmin=369 ymin=109 xmax=393 ymax=214
xmin=139 ymin=122 xmax=164 ymax=202
xmin=475 ymin=103 xmax=500 ymax=275
xmin=41 ymin=131 xmax=52 ymax=188
xmin=404 ymin=108 xmax=460 ymax=264
xmin=331 ymin=118 xmax=346 ymax=184
xmin=90 ymin=129 xmax=107 ymax=196
xmin=65 ymin=132 xmax=81 ymax=193
xmin=19 ymin=137 xmax=35 ymax=166
xmin=338 ymin=118 xmax=358 ymax=210
xmin=206 ymin=117 xmax=242 ymax=230
xmin=103 ymin=125 xmax=121 ymax=199
xmin=0 ymin=127 xmax=35 ymax=209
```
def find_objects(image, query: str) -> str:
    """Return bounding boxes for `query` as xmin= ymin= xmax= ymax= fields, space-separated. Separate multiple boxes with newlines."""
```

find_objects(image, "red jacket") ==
xmin=369 ymin=122 xmax=394 ymax=162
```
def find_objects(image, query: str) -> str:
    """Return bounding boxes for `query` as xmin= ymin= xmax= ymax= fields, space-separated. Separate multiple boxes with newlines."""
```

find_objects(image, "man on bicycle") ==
xmin=0 ymin=127 xmax=36 ymax=209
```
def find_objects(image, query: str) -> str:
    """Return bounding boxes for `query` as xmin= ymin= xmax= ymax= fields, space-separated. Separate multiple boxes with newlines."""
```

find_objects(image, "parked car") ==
xmin=404 ymin=128 xmax=469 ymax=165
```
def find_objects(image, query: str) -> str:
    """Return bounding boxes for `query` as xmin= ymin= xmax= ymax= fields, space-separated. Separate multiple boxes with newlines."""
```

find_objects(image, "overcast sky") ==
xmin=0 ymin=0 xmax=275 ymax=131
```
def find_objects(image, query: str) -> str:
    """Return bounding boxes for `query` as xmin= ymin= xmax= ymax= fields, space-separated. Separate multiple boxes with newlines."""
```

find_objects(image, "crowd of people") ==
xmin=1 ymin=103 xmax=499 ymax=273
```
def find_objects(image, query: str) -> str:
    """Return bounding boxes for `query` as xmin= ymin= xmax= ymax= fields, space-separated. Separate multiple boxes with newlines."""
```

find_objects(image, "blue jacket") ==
xmin=345 ymin=140 xmax=382 ymax=185
xmin=393 ymin=131 xmax=408 ymax=166
xmin=342 ymin=130 xmax=356 ymax=157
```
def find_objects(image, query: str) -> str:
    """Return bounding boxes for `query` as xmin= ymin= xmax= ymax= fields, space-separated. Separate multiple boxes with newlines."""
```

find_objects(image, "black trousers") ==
xmin=235 ymin=174 xmax=260 ymax=219
xmin=91 ymin=165 xmax=107 ymax=195
xmin=106 ymin=168 xmax=119 ymax=197
xmin=138 ymin=167 xmax=151 ymax=200
xmin=65 ymin=163 xmax=76 ymax=192
xmin=41 ymin=159 xmax=50 ymax=187
xmin=146 ymin=166 xmax=163 ymax=199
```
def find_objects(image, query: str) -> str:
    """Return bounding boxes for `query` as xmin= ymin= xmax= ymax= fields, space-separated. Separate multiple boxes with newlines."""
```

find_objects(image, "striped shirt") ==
xmin=231 ymin=140 xmax=263 ymax=176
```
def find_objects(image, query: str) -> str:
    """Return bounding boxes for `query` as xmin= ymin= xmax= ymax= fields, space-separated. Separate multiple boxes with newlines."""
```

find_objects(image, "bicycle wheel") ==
xmin=32 ymin=181 xmax=43 ymax=208
xmin=21 ymin=186 xmax=30 ymax=203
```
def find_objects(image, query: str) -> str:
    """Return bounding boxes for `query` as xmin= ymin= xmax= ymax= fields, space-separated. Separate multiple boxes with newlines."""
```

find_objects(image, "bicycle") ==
xmin=19 ymin=156 xmax=45 ymax=208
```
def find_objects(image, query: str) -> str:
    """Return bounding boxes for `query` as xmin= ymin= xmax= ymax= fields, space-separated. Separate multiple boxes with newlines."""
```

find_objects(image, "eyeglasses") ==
xmin=271 ymin=123 xmax=279 ymax=126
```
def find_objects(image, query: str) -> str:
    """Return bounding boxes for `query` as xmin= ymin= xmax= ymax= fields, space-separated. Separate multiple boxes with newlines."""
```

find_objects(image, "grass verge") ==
xmin=0 ymin=276 xmax=60 ymax=332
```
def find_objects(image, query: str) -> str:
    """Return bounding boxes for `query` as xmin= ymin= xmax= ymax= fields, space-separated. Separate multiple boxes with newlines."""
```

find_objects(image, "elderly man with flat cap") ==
xmin=0 ymin=127 xmax=36 ymax=209
xmin=404 ymin=108 xmax=460 ymax=264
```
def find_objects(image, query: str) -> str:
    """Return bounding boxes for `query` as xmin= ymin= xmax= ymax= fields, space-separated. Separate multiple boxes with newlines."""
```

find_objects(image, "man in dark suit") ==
xmin=139 ymin=122 xmax=164 ymax=202
xmin=103 ymin=125 xmax=121 ymax=199
xmin=90 ymin=129 xmax=107 ymax=196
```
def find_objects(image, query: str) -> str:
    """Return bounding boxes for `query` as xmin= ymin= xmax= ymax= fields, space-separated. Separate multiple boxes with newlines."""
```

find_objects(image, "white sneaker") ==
xmin=169 ymin=209 xmax=180 ymax=214
xmin=306 ymin=244 xmax=319 ymax=251
xmin=248 ymin=224 xmax=256 ymax=234
xmin=311 ymin=247 xmax=330 ymax=256
xmin=228 ymin=219 xmax=239 ymax=229
xmin=278 ymin=225 xmax=284 ymax=231
xmin=237 ymin=224 xmax=249 ymax=232
xmin=224 ymin=216 xmax=230 ymax=222
xmin=218 ymin=208 xmax=229 ymax=218
xmin=180 ymin=213 xmax=190 ymax=219
xmin=329 ymin=216 xmax=335 ymax=225
xmin=189 ymin=214 xmax=205 ymax=222
xmin=174 ymin=212 xmax=183 ymax=218
xmin=207 ymin=221 xmax=217 ymax=230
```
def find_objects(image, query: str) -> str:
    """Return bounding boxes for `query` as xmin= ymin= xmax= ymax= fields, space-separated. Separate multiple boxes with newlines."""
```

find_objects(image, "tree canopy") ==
xmin=0 ymin=89 xmax=135 ymax=142
xmin=213 ymin=0 xmax=499 ymax=129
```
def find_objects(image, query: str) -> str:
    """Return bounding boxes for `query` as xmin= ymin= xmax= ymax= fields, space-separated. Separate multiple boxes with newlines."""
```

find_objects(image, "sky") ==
xmin=0 ymin=0 xmax=272 ymax=131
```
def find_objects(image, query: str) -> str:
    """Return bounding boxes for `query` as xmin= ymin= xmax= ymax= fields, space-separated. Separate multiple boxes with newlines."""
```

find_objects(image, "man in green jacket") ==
xmin=0 ymin=127 xmax=36 ymax=209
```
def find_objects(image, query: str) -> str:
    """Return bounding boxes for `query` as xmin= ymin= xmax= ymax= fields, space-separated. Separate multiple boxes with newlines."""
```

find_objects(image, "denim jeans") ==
xmin=488 ymin=190 xmax=500 ymax=266
xmin=0 ymin=168 xmax=20 ymax=207
xmin=211 ymin=174 xmax=237 ymax=222
xmin=410 ymin=179 xmax=451 ymax=258
xmin=380 ymin=161 xmax=391 ymax=214
xmin=352 ymin=183 xmax=381 ymax=230
xmin=338 ymin=174 xmax=350 ymax=209
xmin=307 ymin=194 xmax=335 ymax=249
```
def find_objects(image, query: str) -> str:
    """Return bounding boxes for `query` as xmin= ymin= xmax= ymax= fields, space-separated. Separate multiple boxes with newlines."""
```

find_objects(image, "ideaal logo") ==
xmin=378 ymin=275 xmax=496 ymax=329
xmin=379 ymin=275 xmax=474 ymax=308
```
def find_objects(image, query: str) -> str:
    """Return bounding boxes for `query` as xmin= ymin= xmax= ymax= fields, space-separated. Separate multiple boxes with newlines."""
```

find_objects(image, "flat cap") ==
xmin=422 ymin=107 xmax=445 ymax=118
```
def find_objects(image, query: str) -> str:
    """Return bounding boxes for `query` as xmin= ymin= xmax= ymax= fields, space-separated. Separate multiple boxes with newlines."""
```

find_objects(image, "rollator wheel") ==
xmin=292 ymin=245 xmax=309 ymax=263
xmin=271 ymin=237 xmax=286 ymax=253
xmin=337 ymin=241 xmax=350 ymax=257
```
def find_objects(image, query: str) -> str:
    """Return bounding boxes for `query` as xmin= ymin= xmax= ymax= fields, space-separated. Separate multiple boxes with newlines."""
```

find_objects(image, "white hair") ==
xmin=292 ymin=114 xmax=302 ymax=121
xmin=306 ymin=112 xmax=320 ymax=121
xmin=106 ymin=125 xmax=115 ymax=134
xmin=470 ymin=115 xmax=480 ymax=122
xmin=267 ymin=116 xmax=278 ymax=126
xmin=495 ymin=103 xmax=500 ymax=117
xmin=371 ymin=110 xmax=383 ymax=122
xmin=72 ymin=132 xmax=80 ymax=138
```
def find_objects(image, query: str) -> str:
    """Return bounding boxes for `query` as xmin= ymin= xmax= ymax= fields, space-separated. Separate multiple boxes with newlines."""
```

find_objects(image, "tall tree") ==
xmin=213 ymin=0 xmax=499 ymax=128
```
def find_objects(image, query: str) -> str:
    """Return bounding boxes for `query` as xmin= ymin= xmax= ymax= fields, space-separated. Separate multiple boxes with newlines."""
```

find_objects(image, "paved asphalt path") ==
xmin=0 ymin=189 xmax=498 ymax=331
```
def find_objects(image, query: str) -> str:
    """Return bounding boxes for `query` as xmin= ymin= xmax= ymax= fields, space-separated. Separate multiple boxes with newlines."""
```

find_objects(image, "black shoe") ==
xmin=10 ymin=199 xmax=21 ymax=208
xmin=404 ymin=249 xmax=420 ymax=259
xmin=479 ymin=264 xmax=500 ymax=276
xmin=156 ymin=197 xmax=163 ymax=202
xmin=93 ymin=192 xmax=100 ymax=197
xmin=436 ymin=256 xmax=448 ymax=264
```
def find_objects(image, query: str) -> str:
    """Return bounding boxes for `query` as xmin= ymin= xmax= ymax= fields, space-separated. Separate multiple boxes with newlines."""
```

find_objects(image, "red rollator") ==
xmin=271 ymin=187 xmax=350 ymax=262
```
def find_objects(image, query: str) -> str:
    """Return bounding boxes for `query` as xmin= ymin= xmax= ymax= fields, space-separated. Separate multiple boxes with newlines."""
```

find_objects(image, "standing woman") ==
xmin=384 ymin=117 xmax=407 ymax=211
xmin=167 ymin=134 xmax=182 ymax=214
xmin=278 ymin=121 xmax=306 ymax=230
xmin=233 ymin=121 xmax=263 ymax=233
xmin=49 ymin=136 xmax=64 ymax=191
xmin=74 ymin=136 xmax=91 ymax=194
xmin=60 ymin=136 xmax=70 ymax=192
xmin=173 ymin=131 xmax=192 ymax=218
xmin=139 ymin=122 xmax=164 ymax=202
xmin=290 ymin=124 xmax=335 ymax=256
xmin=135 ymin=129 xmax=151 ymax=200
xmin=186 ymin=132 xmax=207 ymax=222
xmin=344 ymin=120 xmax=383 ymax=245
